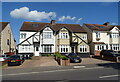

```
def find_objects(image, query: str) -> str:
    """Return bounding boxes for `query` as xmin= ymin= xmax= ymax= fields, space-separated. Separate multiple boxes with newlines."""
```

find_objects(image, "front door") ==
xmin=34 ymin=46 xmax=39 ymax=56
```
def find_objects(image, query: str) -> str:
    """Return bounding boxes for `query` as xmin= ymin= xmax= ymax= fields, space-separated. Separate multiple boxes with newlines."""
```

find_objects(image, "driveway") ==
xmin=70 ymin=57 xmax=115 ymax=66
xmin=5 ymin=56 xmax=59 ymax=69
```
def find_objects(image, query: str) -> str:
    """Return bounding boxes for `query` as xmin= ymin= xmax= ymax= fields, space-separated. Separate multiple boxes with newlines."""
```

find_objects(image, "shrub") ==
xmin=47 ymin=54 xmax=51 ymax=56
xmin=60 ymin=55 xmax=68 ymax=60
xmin=54 ymin=52 xmax=61 ymax=58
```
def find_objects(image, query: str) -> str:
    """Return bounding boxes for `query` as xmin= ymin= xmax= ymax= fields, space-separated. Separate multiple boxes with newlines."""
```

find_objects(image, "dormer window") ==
xmin=33 ymin=24 xmax=38 ymax=27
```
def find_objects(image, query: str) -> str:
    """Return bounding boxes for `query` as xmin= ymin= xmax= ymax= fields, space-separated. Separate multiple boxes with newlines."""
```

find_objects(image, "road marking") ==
xmin=2 ymin=66 xmax=104 ymax=76
xmin=84 ymin=67 xmax=104 ymax=70
xmin=99 ymin=75 xmax=120 ymax=79
xmin=73 ymin=66 xmax=86 ymax=69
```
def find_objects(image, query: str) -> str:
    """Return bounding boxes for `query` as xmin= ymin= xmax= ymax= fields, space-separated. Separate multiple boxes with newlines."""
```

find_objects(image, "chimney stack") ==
xmin=51 ymin=20 xmax=55 ymax=25
xmin=103 ymin=22 xmax=110 ymax=26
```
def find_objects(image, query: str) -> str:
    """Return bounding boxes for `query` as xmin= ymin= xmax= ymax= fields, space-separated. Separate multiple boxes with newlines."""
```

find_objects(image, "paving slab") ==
xmin=5 ymin=56 xmax=59 ymax=69
xmin=70 ymin=57 xmax=114 ymax=66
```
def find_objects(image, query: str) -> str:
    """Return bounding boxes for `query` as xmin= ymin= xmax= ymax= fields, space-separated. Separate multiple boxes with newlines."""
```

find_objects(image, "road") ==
xmin=1 ymin=62 xmax=120 ymax=82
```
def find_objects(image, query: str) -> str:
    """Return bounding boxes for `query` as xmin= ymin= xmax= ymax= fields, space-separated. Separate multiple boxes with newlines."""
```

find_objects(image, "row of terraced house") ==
xmin=17 ymin=20 xmax=120 ymax=58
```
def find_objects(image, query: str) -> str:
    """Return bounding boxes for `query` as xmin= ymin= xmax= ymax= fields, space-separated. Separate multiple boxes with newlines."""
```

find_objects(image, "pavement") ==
xmin=4 ymin=56 xmax=59 ymax=69
xmin=2 ymin=56 xmax=120 ymax=81
xmin=70 ymin=57 xmax=115 ymax=66
xmin=3 ymin=56 xmax=116 ymax=69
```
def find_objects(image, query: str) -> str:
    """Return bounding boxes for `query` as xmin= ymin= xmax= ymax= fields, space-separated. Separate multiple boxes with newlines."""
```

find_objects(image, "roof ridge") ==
xmin=23 ymin=22 xmax=80 ymax=25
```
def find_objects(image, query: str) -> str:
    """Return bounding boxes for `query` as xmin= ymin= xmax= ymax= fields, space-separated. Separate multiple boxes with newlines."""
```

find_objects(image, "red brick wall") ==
xmin=95 ymin=50 xmax=101 ymax=56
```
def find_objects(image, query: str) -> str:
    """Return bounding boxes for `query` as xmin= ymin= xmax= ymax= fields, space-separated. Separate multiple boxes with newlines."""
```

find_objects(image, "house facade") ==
xmin=18 ymin=20 xmax=90 ymax=57
xmin=83 ymin=22 xmax=120 ymax=56
xmin=0 ymin=22 xmax=16 ymax=55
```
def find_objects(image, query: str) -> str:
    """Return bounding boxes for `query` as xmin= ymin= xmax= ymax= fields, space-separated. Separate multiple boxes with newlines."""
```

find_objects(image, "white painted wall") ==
xmin=20 ymin=31 xmax=36 ymax=43
xmin=92 ymin=31 xmax=109 ymax=44
xmin=40 ymin=27 xmax=55 ymax=53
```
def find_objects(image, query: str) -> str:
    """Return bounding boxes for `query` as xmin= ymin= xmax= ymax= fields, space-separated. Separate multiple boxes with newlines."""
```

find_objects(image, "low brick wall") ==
xmin=95 ymin=50 xmax=101 ymax=56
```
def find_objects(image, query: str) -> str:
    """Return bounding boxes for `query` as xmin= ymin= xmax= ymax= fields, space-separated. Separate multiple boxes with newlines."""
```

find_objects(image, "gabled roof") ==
xmin=20 ymin=21 xmax=86 ymax=33
xmin=84 ymin=23 xmax=115 ymax=31
xmin=0 ymin=22 xmax=9 ymax=32
xmin=110 ymin=25 xmax=120 ymax=30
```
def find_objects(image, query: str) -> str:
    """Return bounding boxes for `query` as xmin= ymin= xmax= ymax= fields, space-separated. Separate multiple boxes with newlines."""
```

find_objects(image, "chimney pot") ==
xmin=103 ymin=22 xmax=110 ymax=26
xmin=51 ymin=20 xmax=55 ymax=25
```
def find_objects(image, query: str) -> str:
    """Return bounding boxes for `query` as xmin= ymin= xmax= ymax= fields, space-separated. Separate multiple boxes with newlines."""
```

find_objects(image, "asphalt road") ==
xmin=1 ymin=63 xmax=120 ymax=82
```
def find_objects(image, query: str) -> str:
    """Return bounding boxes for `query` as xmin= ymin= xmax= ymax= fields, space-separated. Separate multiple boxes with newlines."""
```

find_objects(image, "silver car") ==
xmin=0 ymin=55 xmax=9 ymax=62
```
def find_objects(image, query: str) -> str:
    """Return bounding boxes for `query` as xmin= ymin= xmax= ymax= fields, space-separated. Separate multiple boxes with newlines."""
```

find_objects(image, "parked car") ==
xmin=0 ymin=55 xmax=9 ymax=62
xmin=100 ymin=50 xmax=120 ymax=58
xmin=7 ymin=55 xmax=25 ymax=66
xmin=66 ymin=53 xmax=82 ymax=63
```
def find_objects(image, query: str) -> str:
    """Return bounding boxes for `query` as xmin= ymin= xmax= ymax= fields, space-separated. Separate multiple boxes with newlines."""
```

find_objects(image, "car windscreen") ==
xmin=69 ymin=53 xmax=77 ymax=57
xmin=9 ymin=56 xmax=20 ymax=59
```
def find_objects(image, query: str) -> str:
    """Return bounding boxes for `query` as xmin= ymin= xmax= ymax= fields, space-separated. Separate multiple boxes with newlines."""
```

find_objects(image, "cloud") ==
xmin=76 ymin=18 xmax=83 ymax=23
xmin=58 ymin=16 xmax=76 ymax=22
xmin=111 ymin=22 xmax=118 ymax=25
xmin=10 ymin=7 xmax=56 ymax=21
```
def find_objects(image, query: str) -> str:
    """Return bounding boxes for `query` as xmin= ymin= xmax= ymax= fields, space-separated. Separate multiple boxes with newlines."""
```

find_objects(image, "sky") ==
xmin=2 ymin=2 xmax=118 ymax=44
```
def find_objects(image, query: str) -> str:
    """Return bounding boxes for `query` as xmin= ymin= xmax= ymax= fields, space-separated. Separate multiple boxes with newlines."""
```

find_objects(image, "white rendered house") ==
xmin=18 ymin=20 xmax=90 ymax=57
xmin=83 ymin=22 xmax=120 ymax=56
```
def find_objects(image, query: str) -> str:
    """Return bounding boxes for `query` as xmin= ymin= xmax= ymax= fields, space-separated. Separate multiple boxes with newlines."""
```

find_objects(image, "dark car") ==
xmin=100 ymin=50 xmax=120 ymax=58
xmin=66 ymin=53 xmax=82 ymax=63
xmin=7 ymin=55 xmax=25 ymax=66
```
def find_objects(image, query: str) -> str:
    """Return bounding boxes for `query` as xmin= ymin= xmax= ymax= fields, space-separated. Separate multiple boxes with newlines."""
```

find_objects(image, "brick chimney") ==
xmin=103 ymin=22 xmax=110 ymax=26
xmin=50 ymin=20 xmax=55 ymax=25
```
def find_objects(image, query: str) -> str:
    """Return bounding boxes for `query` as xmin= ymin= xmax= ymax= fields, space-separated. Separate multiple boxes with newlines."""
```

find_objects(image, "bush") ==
xmin=54 ymin=52 xmax=61 ymax=58
xmin=47 ymin=54 xmax=51 ymax=56
xmin=60 ymin=55 xmax=68 ymax=60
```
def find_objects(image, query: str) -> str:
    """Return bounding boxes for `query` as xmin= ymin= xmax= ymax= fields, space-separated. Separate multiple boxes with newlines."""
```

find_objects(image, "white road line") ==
xmin=99 ymin=75 xmax=120 ymax=79
xmin=2 ymin=66 xmax=104 ymax=76
xmin=84 ymin=67 xmax=104 ymax=70
xmin=73 ymin=66 xmax=86 ymax=69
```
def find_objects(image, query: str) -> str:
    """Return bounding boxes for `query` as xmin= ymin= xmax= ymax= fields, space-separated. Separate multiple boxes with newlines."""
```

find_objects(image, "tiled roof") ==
xmin=110 ymin=25 xmax=120 ymax=30
xmin=0 ymin=22 xmax=9 ymax=32
xmin=20 ymin=21 xmax=86 ymax=33
xmin=84 ymin=24 xmax=114 ymax=31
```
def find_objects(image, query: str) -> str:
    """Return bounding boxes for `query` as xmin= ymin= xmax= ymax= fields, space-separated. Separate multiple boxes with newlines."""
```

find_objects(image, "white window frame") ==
xmin=43 ymin=32 xmax=52 ymax=39
xmin=80 ymin=45 xmax=87 ymax=52
xmin=96 ymin=45 xmax=105 ymax=51
xmin=82 ymin=34 xmax=87 ymax=40
xmin=110 ymin=33 xmax=119 ymax=38
xmin=110 ymin=44 xmax=120 ymax=51
xmin=21 ymin=33 xmax=26 ymax=39
xmin=59 ymin=45 xmax=69 ymax=53
xmin=96 ymin=32 xmax=100 ymax=38
xmin=59 ymin=32 xmax=69 ymax=39
xmin=42 ymin=45 xmax=52 ymax=53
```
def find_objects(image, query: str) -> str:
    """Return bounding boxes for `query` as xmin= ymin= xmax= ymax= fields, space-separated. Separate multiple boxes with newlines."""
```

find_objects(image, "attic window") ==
xmin=33 ymin=24 xmax=38 ymax=27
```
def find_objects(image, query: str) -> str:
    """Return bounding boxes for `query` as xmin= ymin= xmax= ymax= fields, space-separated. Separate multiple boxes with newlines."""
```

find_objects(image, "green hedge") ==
xmin=54 ymin=52 xmax=68 ymax=60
